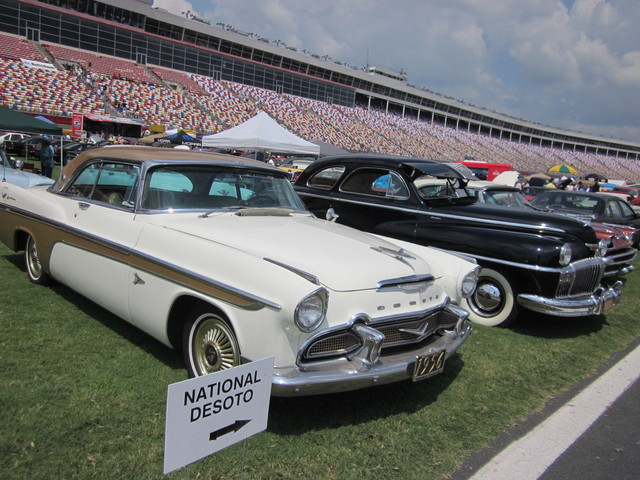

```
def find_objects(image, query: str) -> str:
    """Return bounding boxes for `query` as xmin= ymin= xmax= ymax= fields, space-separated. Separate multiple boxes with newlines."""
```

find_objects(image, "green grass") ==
xmin=1 ymin=243 xmax=639 ymax=480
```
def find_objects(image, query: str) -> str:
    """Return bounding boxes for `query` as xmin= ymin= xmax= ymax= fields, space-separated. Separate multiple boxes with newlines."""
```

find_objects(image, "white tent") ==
xmin=201 ymin=111 xmax=320 ymax=156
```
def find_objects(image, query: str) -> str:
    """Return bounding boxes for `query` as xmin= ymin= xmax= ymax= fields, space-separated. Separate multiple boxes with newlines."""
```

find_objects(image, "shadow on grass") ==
xmin=510 ymin=308 xmax=608 ymax=339
xmin=49 ymin=283 xmax=185 ymax=372
xmin=268 ymin=353 xmax=465 ymax=434
xmin=2 ymin=251 xmax=185 ymax=373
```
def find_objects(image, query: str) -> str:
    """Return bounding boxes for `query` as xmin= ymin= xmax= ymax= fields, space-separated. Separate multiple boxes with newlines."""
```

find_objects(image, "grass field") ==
xmin=1 ymin=243 xmax=639 ymax=480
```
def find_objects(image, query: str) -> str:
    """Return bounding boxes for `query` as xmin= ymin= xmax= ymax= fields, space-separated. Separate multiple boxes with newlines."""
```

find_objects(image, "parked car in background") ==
xmin=520 ymin=186 xmax=549 ymax=202
xmin=0 ymin=132 xmax=30 ymax=147
xmin=0 ymin=149 xmax=54 ymax=188
xmin=278 ymin=157 xmax=316 ymax=182
xmin=609 ymin=186 xmax=640 ymax=206
xmin=531 ymin=190 xmax=640 ymax=247
xmin=465 ymin=181 xmax=530 ymax=208
xmin=589 ymin=223 xmax=637 ymax=277
xmin=294 ymin=154 xmax=623 ymax=327
xmin=61 ymin=141 xmax=105 ymax=165
xmin=0 ymin=146 xmax=480 ymax=396
xmin=4 ymin=135 xmax=41 ymax=157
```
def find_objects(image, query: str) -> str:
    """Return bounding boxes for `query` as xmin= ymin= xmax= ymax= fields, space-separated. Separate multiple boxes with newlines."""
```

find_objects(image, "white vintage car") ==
xmin=0 ymin=146 xmax=479 ymax=396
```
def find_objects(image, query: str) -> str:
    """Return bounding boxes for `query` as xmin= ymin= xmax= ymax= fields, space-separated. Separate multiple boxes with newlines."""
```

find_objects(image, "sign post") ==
xmin=163 ymin=357 xmax=274 ymax=474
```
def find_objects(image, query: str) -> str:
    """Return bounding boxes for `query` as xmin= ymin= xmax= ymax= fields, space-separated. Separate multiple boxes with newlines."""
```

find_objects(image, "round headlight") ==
xmin=294 ymin=289 xmax=328 ymax=332
xmin=595 ymin=239 xmax=608 ymax=258
xmin=461 ymin=266 xmax=480 ymax=298
xmin=559 ymin=243 xmax=572 ymax=266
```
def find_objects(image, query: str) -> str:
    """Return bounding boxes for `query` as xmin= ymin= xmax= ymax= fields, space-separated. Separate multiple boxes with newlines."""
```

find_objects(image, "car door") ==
xmin=304 ymin=166 xmax=420 ymax=242
xmin=606 ymin=198 xmax=640 ymax=228
xmin=49 ymin=161 xmax=142 ymax=321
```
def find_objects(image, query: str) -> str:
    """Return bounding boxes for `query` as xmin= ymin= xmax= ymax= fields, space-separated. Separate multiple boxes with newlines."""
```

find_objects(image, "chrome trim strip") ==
xmin=130 ymin=250 xmax=283 ymax=311
xmin=3 ymin=205 xmax=281 ymax=311
xmin=264 ymin=257 xmax=320 ymax=285
xmin=298 ymin=191 xmax=566 ymax=233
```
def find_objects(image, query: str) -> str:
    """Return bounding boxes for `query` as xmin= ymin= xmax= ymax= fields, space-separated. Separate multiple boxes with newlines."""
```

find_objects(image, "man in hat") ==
xmin=39 ymin=136 xmax=55 ymax=178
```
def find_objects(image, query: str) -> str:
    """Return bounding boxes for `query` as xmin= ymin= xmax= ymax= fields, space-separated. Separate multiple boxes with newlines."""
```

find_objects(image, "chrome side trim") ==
xmin=298 ymin=191 xmax=566 ymax=233
xmin=3 ymin=205 xmax=281 ymax=311
xmin=264 ymin=257 xmax=320 ymax=285
xmin=131 ymin=250 xmax=283 ymax=311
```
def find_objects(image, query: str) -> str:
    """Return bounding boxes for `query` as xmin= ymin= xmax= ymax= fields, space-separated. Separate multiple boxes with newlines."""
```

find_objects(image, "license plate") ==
xmin=413 ymin=350 xmax=446 ymax=381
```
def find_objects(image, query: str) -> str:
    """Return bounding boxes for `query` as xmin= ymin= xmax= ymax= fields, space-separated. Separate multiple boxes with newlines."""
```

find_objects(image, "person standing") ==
xmin=39 ymin=136 xmax=55 ymax=178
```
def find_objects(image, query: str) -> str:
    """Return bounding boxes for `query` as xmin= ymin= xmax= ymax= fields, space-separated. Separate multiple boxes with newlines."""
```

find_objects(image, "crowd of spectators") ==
xmin=0 ymin=32 xmax=638 ymax=183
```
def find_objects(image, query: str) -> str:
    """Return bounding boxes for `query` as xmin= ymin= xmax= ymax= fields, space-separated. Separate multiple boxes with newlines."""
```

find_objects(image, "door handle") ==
xmin=78 ymin=202 xmax=90 ymax=210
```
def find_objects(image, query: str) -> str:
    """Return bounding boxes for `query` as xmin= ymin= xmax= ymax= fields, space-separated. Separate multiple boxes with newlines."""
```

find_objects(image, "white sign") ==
xmin=163 ymin=357 xmax=274 ymax=474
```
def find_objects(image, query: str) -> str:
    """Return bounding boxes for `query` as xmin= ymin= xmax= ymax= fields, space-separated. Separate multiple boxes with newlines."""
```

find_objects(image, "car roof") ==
xmin=52 ymin=145 xmax=281 ymax=194
xmin=311 ymin=153 xmax=464 ymax=179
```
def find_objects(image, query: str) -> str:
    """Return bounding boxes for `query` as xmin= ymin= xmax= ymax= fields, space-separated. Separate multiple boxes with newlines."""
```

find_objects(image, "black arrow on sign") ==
xmin=209 ymin=419 xmax=251 ymax=441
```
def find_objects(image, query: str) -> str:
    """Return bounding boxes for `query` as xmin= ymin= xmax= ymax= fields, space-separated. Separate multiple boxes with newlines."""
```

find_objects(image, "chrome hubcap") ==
xmin=192 ymin=316 xmax=239 ymax=375
xmin=472 ymin=281 xmax=504 ymax=314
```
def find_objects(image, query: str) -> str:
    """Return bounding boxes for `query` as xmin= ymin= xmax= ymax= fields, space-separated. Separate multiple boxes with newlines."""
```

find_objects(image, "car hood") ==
xmin=151 ymin=210 xmax=439 ymax=291
xmin=433 ymin=202 xmax=598 ymax=241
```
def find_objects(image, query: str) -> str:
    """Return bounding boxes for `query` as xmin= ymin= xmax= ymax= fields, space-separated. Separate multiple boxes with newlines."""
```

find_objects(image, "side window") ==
xmin=606 ymin=200 xmax=622 ymax=218
xmin=617 ymin=200 xmax=636 ymax=219
xmin=65 ymin=162 xmax=139 ymax=207
xmin=306 ymin=166 xmax=345 ymax=190
xmin=92 ymin=163 xmax=139 ymax=206
xmin=341 ymin=168 xmax=409 ymax=199
xmin=68 ymin=163 xmax=100 ymax=198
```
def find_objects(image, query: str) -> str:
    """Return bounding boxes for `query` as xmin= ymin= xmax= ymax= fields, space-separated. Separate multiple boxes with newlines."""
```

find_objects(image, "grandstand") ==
xmin=0 ymin=0 xmax=639 ymax=182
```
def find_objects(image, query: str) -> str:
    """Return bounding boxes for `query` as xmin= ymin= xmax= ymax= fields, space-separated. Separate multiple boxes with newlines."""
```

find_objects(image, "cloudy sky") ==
xmin=153 ymin=0 xmax=640 ymax=144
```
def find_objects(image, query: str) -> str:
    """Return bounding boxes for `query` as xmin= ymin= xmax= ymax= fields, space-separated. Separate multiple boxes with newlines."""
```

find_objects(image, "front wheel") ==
xmin=183 ymin=306 xmax=241 ymax=377
xmin=461 ymin=268 xmax=518 ymax=327
xmin=25 ymin=235 xmax=50 ymax=285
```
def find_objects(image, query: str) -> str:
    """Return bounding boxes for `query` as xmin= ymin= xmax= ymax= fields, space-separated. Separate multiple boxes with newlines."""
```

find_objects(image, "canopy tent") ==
xmin=201 ymin=111 xmax=320 ymax=156
xmin=34 ymin=115 xmax=56 ymax=124
xmin=164 ymin=130 xmax=201 ymax=146
xmin=139 ymin=132 xmax=170 ymax=144
xmin=0 ymin=106 xmax=62 ymax=136
xmin=309 ymin=138 xmax=349 ymax=157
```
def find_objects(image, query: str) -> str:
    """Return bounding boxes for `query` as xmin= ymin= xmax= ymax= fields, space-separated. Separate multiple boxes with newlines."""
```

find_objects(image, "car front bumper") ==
xmin=517 ymin=280 xmax=623 ymax=317
xmin=270 ymin=307 xmax=472 ymax=397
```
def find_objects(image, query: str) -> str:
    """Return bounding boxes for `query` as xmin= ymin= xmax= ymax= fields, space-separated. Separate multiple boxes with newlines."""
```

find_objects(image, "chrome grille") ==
xmin=302 ymin=308 xmax=458 ymax=361
xmin=306 ymin=331 xmax=360 ymax=359
xmin=557 ymin=257 xmax=604 ymax=298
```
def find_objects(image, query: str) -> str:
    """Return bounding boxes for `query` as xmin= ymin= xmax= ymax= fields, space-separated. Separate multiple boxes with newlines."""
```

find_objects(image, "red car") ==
xmin=590 ymin=222 xmax=637 ymax=277
xmin=611 ymin=186 xmax=640 ymax=206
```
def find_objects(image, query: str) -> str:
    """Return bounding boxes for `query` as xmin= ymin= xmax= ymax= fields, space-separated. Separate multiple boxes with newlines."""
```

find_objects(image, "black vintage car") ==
xmin=294 ymin=154 xmax=623 ymax=327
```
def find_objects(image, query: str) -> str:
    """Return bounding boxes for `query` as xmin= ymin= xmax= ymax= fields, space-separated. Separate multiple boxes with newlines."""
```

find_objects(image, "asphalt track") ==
xmin=448 ymin=338 xmax=640 ymax=480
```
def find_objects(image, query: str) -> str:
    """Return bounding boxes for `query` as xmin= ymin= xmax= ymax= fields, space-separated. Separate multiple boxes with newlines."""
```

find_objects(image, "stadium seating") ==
xmin=0 ymin=36 xmax=638 ymax=183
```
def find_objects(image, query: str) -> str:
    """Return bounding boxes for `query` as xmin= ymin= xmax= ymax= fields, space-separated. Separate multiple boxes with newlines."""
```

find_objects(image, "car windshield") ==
xmin=142 ymin=165 xmax=308 ymax=211
xmin=480 ymin=189 xmax=529 ymax=208
xmin=413 ymin=175 xmax=477 ymax=205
